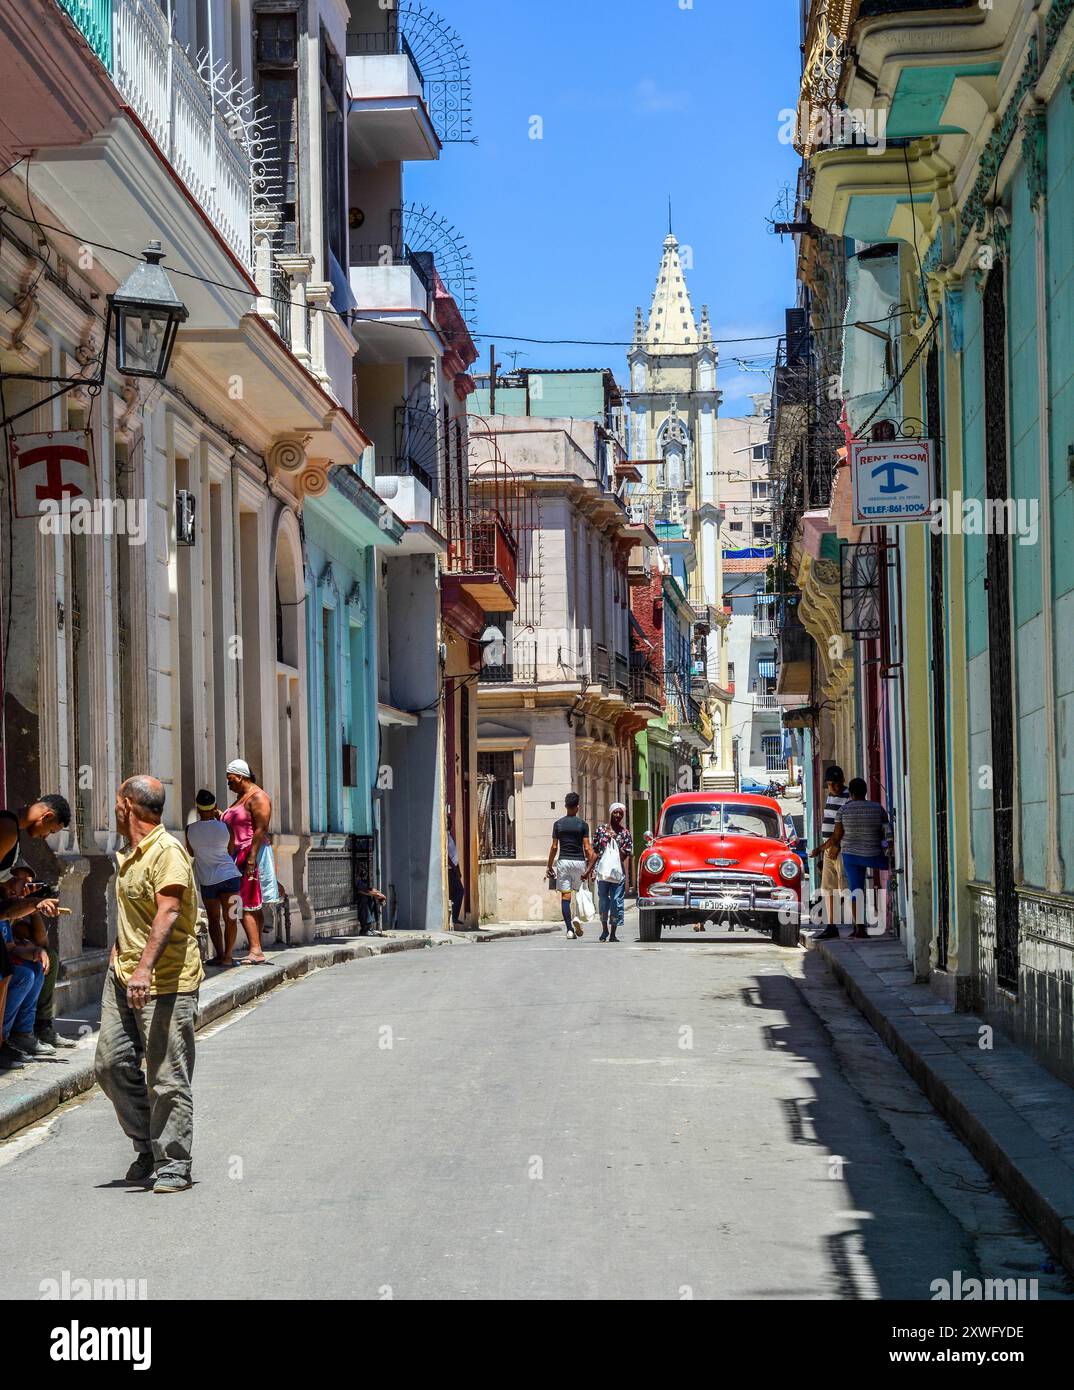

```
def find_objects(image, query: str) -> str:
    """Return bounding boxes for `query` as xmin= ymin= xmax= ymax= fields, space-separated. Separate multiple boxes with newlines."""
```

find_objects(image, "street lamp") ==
xmin=108 ymin=241 xmax=189 ymax=380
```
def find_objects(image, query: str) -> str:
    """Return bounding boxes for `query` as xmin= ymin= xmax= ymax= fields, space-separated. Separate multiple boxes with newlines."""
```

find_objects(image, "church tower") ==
xmin=627 ymin=231 xmax=733 ymax=781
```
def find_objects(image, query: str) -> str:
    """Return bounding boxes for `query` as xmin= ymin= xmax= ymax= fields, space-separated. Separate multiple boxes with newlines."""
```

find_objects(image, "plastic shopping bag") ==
xmin=257 ymin=842 xmax=282 ymax=906
xmin=596 ymin=839 xmax=624 ymax=883
xmin=574 ymin=884 xmax=596 ymax=923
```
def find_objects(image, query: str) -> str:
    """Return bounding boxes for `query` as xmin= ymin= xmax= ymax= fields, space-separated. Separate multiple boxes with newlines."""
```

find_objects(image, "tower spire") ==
xmin=645 ymin=227 xmax=697 ymax=354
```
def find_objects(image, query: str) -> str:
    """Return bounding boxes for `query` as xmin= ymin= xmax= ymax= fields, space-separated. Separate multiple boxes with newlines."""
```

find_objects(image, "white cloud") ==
xmin=634 ymin=78 xmax=691 ymax=114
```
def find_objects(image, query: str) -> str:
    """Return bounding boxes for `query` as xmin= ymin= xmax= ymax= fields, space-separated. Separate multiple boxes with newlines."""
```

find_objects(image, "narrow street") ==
xmin=2 ymin=926 xmax=1067 ymax=1302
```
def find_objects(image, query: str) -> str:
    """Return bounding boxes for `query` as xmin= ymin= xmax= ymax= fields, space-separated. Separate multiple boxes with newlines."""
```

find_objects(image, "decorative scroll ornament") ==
xmin=297 ymin=466 xmax=330 ymax=498
xmin=345 ymin=580 xmax=366 ymax=628
xmin=398 ymin=3 xmax=474 ymax=144
xmin=267 ymin=437 xmax=308 ymax=473
xmin=195 ymin=55 xmax=282 ymax=225
xmin=402 ymin=202 xmax=477 ymax=322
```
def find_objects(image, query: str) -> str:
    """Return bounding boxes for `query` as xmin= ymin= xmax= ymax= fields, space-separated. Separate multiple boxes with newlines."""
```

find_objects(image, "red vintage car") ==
xmin=637 ymin=791 xmax=804 ymax=946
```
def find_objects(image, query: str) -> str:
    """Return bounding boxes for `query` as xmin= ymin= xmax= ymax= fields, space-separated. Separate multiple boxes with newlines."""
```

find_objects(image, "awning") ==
xmin=757 ymin=660 xmax=776 ymax=679
xmin=755 ymin=593 xmax=776 ymax=605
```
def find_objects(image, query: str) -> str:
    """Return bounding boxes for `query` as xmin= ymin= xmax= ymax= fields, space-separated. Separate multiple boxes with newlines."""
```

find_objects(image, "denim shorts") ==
xmin=841 ymin=852 xmax=887 ymax=897
xmin=201 ymin=875 xmax=243 ymax=901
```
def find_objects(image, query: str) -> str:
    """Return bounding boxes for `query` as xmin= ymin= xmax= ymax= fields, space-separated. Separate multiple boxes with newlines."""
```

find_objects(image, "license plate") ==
xmin=694 ymin=896 xmax=748 ymax=911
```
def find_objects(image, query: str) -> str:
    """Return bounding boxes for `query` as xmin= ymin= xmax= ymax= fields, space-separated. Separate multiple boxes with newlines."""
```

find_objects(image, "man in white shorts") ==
xmin=545 ymin=792 xmax=596 ymax=939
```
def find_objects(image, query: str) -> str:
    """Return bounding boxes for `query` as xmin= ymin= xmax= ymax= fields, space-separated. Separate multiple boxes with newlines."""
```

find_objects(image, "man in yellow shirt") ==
xmin=95 ymin=775 xmax=203 ymax=1193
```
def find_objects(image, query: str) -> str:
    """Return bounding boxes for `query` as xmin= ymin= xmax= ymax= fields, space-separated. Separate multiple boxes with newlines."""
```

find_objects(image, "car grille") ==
xmin=666 ymin=871 xmax=772 ymax=892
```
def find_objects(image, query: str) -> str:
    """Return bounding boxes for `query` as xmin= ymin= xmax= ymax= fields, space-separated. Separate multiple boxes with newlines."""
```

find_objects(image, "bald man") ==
xmin=95 ymin=776 xmax=203 ymax=1194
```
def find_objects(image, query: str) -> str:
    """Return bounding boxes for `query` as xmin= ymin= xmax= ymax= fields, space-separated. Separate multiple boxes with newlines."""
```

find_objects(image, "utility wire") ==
xmin=0 ymin=202 xmax=902 ymax=350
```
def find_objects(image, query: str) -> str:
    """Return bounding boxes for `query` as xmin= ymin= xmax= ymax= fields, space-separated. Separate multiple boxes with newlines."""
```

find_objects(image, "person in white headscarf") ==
xmin=591 ymin=802 xmax=633 ymax=942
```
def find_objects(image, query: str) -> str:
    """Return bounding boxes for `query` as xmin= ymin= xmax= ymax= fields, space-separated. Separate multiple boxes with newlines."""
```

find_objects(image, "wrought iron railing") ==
xmin=486 ymin=808 xmax=516 ymax=860
xmin=345 ymin=28 xmax=426 ymax=87
xmin=614 ymin=652 xmax=629 ymax=695
xmin=270 ymin=259 xmax=292 ymax=349
xmin=390 ymin=402 xmax=439 ymax=492
xmin=59 ymin=0 xmax=113 ymax=68
xmin=478 ymin=640 xmax=536 ymax=686
xmin=594 ymin=644 xmax=611 ymax=685
xmin=630 ymin=663 xmax=663 ymax=710
xmin=112 ymin=0 xmax=254 ymax=266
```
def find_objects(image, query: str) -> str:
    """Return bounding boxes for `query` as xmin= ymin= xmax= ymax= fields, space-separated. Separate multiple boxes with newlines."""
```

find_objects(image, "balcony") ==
xmin=479 ymin=640 xmax=537 ymax=686
xmin=346 ymin=30 xmax=439 ymax=164
xmin=445 ymin=509 xmax=518 ymax=611
xmin=776 ymin=617 xmax=813 ymax=700
xmin=58 ymin=0 xmax=112 ymax=68
xmin=630 ymin=662 xmax=662 ymax=712
xmin=754 ymin=692 xmax=780 ymax=712
xmin=349 ymin=242 xmax=440 ymax=363
xmin=594 ymin=644 xmax=611 ymax=686
xmin=112 ymin=0 xmax=253 ymax=265
xmin=752 ymin=616 xmax=776 ymax=638
xmin=614 ymin=652 xmax=630 ymax=696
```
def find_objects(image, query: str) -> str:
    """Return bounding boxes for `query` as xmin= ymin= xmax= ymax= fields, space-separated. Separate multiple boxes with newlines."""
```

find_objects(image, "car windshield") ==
xmin=659 ymin=803 xmax=783 ymax=841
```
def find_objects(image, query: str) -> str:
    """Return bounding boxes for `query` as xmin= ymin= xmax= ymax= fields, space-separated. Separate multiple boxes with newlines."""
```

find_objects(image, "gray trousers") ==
xmin=94 ymin=968 xmax=198 ymax=1179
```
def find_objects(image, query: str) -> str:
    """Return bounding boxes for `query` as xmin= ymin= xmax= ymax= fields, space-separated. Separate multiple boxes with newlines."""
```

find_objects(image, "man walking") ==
xmin=95 ymin=776 xmax=203 ymax=1193
xmin=592 ymin=802 xmax=633 ymax=942
xmin=830 ymin=777 xmax=892 ymax=939
xmin=808 ymin=765 xmax=850 ymax=941
xmin=545 ymin=792 xmax=596 ymax=939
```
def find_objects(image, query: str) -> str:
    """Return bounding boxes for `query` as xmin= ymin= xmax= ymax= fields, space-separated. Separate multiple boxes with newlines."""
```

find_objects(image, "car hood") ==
xmin=650 ymin=833 xmax=791 ymax=872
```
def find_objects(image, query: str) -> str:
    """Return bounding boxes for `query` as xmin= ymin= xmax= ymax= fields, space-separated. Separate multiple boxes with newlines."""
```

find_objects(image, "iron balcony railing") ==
xmin=594 ymin=644 xmax=611 ymax=685
xmin=754 ymin=692 xmax=780 ymax=711
xmin=270 ymin=259 xmax=292 ymax=350
xmin=664 ymin=671 xmax=703 ymax=733
xmin=614 ymin=652 xmax=630 ymax=695
xmin=390 ymin=402 xmax=439 ymax=493
xmin=112 ymin=0 xmax=254 ymax=266
xmin=447 ymin=508 xmax=518 ymax=602
xmin=345 ymin=28 xmax=425 ymax=87
xmin=778 ymin=617 xmax=813 ymax=667
xmin=479 ymin=640 xmax=536 ymax=686
xmin=630 ymin=663 xmax=662 ymax=710
xmin=58 ymin=0 xmax=113 ymax=68
xmin=752 ymin=616 xmax=776 ymax=638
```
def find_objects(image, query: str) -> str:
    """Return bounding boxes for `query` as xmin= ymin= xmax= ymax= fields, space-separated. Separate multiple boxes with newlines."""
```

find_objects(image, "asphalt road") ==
xmin=1 ymin=914 xmax=1069 ymax=1301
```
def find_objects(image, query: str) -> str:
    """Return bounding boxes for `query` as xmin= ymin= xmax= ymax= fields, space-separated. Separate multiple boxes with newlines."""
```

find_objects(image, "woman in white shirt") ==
xmin=185 ymin=790 xmax=241 ymax=967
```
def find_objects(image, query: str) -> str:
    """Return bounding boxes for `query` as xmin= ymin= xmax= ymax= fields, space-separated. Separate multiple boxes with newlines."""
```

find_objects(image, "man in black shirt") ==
xmin=545 ymin=792 xmax=596 ymax=939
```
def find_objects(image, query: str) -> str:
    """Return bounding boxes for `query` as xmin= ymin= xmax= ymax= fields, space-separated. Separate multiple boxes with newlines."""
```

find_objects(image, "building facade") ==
xmin=777 ymin=0 xmax=1074 ymax=1083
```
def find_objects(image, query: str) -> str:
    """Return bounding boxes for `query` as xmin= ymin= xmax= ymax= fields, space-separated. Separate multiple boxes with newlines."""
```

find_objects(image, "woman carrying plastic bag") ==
xmin=592 ymin=803 xmax=634 ymax=942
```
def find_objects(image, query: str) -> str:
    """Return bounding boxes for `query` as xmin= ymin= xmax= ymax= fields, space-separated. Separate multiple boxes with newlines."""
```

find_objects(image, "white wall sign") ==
xmin=10 ymin=431 xmax=95 ymax=519
xmin=850 ymin=439 xmax=933 ymax=524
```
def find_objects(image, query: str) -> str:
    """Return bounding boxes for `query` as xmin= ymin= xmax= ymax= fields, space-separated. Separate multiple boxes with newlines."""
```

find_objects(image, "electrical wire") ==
xmin=0 ymin=202 xmax=903 ymax=351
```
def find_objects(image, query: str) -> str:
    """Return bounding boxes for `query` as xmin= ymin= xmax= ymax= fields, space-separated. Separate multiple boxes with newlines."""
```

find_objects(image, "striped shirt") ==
xmin=821 ymin=791 xmax=849 ymax=839
xmin=836 ymin=799 xmax=890 ymax=857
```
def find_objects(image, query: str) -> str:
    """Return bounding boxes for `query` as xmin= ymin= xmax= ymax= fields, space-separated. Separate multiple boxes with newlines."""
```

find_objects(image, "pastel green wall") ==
xmin=960 ymin=274 xmax=992 ymax=882
xmin=1046 ymin=84 xmax=1074 ymax=890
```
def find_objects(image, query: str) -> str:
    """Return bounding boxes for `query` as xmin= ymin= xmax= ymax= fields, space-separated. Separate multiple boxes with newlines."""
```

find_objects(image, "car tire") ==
xmin=776 ymin=912 xmax=800 ymax=948
xmin=638 ymin=911 xmax=662 ymax=943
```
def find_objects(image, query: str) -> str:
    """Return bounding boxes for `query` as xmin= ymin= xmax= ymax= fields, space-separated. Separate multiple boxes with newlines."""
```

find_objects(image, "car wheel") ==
xmin=776 ymin=913 xmax=800 ymax=948
xmin=638 ymin=911 xmax=662 ymax=943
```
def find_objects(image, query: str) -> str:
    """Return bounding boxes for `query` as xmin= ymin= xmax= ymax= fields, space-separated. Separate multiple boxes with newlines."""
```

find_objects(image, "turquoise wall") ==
xmin=960 ymin=275 xmax=993 ymax=882
xmin=1008 ymin=175 xmax=1047 ymax=887
xmin=1047 ymin=85 xmax=1074 ymax=890
xmin=470 ymin=371 xmax=608 ymax=422
xmin=302 ymin=504 xmax=379 ymax=838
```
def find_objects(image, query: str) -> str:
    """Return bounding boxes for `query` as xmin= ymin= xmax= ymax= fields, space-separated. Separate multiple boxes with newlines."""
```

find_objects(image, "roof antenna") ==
xmin=668 ymin=196 xmax=673 ymax=235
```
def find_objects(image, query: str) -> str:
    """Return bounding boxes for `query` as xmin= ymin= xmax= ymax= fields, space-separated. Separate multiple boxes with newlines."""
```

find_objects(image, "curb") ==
xmin=0 ymin=924 xmax=560 ymax=1144
xmin=810 ymin=935 xmax=1074 ymax=1276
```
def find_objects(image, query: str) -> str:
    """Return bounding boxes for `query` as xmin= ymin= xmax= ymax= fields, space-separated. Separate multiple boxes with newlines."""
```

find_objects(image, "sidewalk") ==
xmin=0 ymin=922 xmax=559 ymax=1143
xmin=806 ymin=933 xmax=1074 ymax=1275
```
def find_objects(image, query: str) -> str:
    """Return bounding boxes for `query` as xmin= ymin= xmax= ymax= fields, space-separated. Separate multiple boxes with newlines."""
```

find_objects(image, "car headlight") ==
xmin=778 ymin=858 xmax=800 ymax=881
xmin=643 ymin=852 xmax=665 ymax=874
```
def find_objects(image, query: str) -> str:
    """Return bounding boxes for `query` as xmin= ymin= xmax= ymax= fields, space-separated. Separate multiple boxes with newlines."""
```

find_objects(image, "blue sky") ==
xmin=406 ymin=0 xmax=802 ymax=416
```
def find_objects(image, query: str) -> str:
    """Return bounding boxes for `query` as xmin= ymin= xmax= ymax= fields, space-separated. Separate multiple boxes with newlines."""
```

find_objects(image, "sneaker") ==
xmin=153 ymin=1173 xmax=192 ymax=1194
xmin=565 ymin=928 xmax=576 ymax=939
xmin=36 ymin=1025 xmax=77 ymax=1050
xmin=0 ymin=1044 xmax=26 ymax=1071
xmin=599 ymin=930 xmax=609 ymax=942
xmin=9 ymin=1031 xmax=55 ymax=1057
xmin=125 ymin=1153 xmax=155 ymax=1184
